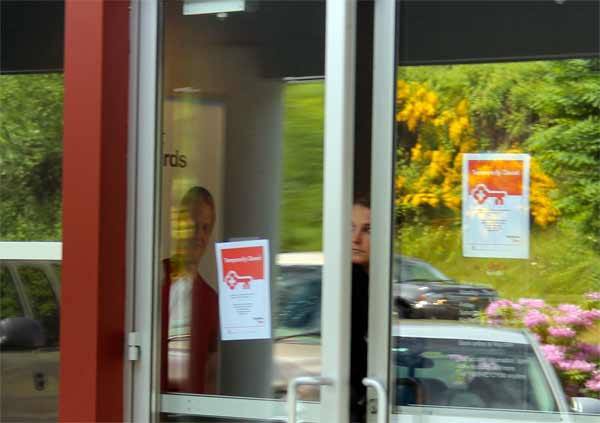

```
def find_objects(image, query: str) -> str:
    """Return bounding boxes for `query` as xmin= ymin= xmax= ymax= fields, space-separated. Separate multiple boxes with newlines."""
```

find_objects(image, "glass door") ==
xmin=367 ymin=1 xmax=600 ymax=423
xmin=129 ymin=0 xmax=361 ymax=422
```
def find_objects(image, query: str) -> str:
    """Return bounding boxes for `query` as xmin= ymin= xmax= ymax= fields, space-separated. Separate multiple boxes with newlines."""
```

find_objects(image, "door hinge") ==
xmin=128 ymin=331 xmax=141 ymax=361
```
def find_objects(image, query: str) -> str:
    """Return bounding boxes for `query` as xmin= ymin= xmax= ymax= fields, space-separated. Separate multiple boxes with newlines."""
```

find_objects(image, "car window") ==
xmin=275 ymin=265 xmax=321 ymax=338
xmin=0 ymin=265 xmax=24 ymax=319
xmin=393 ymin=337 xmax=558 ymax=412
xmin=17 ymin=265 xmax=60 ymax=346
xmin=395 ymin=260 xmax=453 ymax=283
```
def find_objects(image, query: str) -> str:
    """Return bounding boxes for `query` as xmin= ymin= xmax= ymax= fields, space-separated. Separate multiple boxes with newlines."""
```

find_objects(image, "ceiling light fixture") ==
xmin=183 ymin=0 xmax=246 ymax=15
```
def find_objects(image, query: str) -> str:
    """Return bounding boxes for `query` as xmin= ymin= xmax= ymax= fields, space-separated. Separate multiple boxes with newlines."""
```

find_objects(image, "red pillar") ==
xmin=60 ymin=0 xmax=129 ymax=421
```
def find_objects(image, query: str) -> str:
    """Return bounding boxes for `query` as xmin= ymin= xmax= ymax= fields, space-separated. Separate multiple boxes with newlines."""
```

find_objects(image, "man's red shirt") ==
xmin=161 ymin=259 xmax=219 ymax=394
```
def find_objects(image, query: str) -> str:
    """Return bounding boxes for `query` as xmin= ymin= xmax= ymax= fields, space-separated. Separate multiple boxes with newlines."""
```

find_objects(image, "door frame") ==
xmin=127 ymin=0 xmax=161 ymax=421
xmin=320 ymin=0 xmax=357 ymax=421
xmin=366 ymin=0 xmax=397 ymax=421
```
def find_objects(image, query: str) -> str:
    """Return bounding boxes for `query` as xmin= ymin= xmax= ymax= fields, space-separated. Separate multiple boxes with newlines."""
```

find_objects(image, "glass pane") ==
xmin=393 ymin=334 xmax=556 ymax=411
xmin=157 ymin=0 xmax=325 ymax=414
xmin=0 ymin=74 xmax=63 ymax=242
xmin=391 ymin=58 xmax=600 ymax=419
xmin=0 ymin=71 xmax=63 ymax=423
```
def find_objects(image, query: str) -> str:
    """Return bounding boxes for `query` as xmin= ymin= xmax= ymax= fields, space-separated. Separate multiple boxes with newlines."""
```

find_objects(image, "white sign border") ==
xmin=215 ymin=239 xmax=271 ymax=341
xmin=462 ymin=153 xmax=531 ymax=259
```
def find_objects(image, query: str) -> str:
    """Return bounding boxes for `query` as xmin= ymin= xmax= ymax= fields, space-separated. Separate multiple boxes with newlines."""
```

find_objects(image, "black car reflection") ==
xmin=392 ymin=256 xmax=498 ymax=320
xmin=275 ymin=253 xmax=498 ymax=331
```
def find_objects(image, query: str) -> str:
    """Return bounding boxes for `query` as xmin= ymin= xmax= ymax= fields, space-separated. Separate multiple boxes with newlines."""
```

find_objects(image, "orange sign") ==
xmin=221 ymin=246 xmax=264 ymax=290
xmin=468 ymin=160 xmax=524 ymax=195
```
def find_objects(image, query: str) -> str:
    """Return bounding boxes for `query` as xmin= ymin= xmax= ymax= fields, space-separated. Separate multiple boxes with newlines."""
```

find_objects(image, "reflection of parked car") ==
xmin=0 ymin=259 xmax=61 ymax=422
xmin=393 ymin=322 xmax=567 ymax=412
xmin=393 ymin=322 xmax=600 ymax=417
xmin=274 ymin=320 xmax=600 ymax=417
xmin=276 ymin=253 xmax=323 ymax=332
xmin=275 ymin=252 xmax=498 ymax=326
xmin=392 ymin=256 xmax=498 ymax=320
xmin=274 ymin=252 xmax=501 ymax=401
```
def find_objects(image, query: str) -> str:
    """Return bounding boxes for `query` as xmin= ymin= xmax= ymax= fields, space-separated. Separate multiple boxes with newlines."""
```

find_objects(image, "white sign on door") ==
xmin=216 ymin=239 xmax=271 ymax=341
xmin=462 ymin=153 xmax=530 ymax=259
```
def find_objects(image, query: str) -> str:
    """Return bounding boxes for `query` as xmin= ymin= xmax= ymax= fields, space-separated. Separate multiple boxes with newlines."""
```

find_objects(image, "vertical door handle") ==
xmin=362 ymin=377 xmax=387 ymax=423
xmin=287 ymin=376 xmax=333 ymax=423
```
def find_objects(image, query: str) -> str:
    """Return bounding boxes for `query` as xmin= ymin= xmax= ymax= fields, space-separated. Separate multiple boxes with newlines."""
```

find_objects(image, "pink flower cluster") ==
xmin=519 ymin=298 xmax=546 ymax=308
xmin=524 ymin=310 xmax=549 ymax=328
xmin=548 ymin=326 xmax=576 ymax=338
xmin=586 ymin=372 xmax=600 ymax=392
xmin=540 ymin=344 xmax=566 ymax=364
xmin=580 ymin=343 xmax=600 ymax=359
xmin=482 ymin=294 xmax=600 ymax=399
xmin=557 ymin=359 xmax=596 ymax=372
xmin=486 ymin=299 xmax=520 ymax=318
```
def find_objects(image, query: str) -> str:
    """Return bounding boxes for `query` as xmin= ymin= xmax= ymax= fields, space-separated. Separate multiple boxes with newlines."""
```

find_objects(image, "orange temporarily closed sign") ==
xmin=462 ymin=154 xmax=530 ymax=259
xmin=216 ymin=240 xmax=271 ymax=340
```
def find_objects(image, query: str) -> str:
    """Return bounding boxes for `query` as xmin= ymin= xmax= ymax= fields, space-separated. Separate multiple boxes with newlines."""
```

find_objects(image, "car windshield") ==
xmin=395 ymin=259 xmax=454 ymax=283
xmin=393 ymin=336 xmax=558 ymax=412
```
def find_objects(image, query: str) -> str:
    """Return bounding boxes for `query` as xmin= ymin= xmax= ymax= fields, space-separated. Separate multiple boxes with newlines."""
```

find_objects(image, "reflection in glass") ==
xmin=158 ymin=0 xmax=326 ymax=407
xmin=162 ymin=187 xmax=219 ymax=394
xmin=393 ymin=331 xmax=557 ymax=411
xmin=0 ymin=266 xmax=23 ymax=319
xmin=161 ymin=413 xmax=281 ymax=423
xmin=0 ymin=74 xmax=63 ymax=242
xmin=0 ymin=260 xmax=61 ymax=421
xmin=392 ymin=59 xmax=600 ymax=416
xmin=18 ymin=265 xmax=60 ymax=345
xmin=0 ymin=71 xmax=63 ymax=421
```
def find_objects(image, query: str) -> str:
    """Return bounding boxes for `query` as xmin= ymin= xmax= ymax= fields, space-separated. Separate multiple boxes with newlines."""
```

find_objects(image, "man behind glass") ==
xmin=161 ymin=186 xmax=219 ymax=394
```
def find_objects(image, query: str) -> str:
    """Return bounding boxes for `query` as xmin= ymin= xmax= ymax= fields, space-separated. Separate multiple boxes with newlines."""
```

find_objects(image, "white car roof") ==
xmin=276 ymin=252 xmax=438 ymax=267
xmin=393 ymin=321 xmax=529 ymax=345
xmin=277 ymin=252 xmax=324 ymax=266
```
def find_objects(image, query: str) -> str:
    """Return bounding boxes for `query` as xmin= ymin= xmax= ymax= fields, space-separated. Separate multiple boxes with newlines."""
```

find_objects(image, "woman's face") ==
xmin=351 ymin=204 xmax=371 ymax=269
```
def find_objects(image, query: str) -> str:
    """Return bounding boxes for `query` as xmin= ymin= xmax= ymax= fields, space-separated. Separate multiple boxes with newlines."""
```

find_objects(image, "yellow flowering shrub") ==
xmin=395 ymin=81 xmax=558 ymax=227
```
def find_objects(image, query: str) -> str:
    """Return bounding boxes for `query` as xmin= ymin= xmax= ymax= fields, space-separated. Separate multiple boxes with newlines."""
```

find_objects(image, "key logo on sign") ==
xmin=223 ymin=270 xmax=253 ymax=290
xmin=472 ymin=183 xmax=508 ymax=206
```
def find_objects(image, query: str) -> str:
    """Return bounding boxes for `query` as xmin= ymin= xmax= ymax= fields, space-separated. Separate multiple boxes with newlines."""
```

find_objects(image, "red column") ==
xmin=60 ymin=0 xmax=129 ymax=421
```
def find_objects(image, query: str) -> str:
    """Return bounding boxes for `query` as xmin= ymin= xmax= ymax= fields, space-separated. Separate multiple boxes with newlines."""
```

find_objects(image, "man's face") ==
xmin=185 ymin=199 xmax=216 ymax=264
xmin=351 ymin=204 xmax=371 ymax=268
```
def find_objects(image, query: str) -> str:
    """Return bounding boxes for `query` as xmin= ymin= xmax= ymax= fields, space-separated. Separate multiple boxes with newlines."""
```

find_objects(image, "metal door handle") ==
xmin=362 ymin=377 xmax=387 ymax=423
xmin=287 ymin=376 xmax=333 ymax=423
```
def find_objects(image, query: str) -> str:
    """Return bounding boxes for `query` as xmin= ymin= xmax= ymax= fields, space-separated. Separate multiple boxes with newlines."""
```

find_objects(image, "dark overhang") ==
xmin=1 ymin=0 xmax=598 ymax=75
xmin=397 ymin=0 xmax=600 ymax=65
xmin=1 ymin=0 xmax=64 ymax=74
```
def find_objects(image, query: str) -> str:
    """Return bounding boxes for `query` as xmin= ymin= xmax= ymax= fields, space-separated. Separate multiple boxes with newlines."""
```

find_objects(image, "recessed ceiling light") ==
xmin=183 ymin=0 xmax=245 ymax=15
